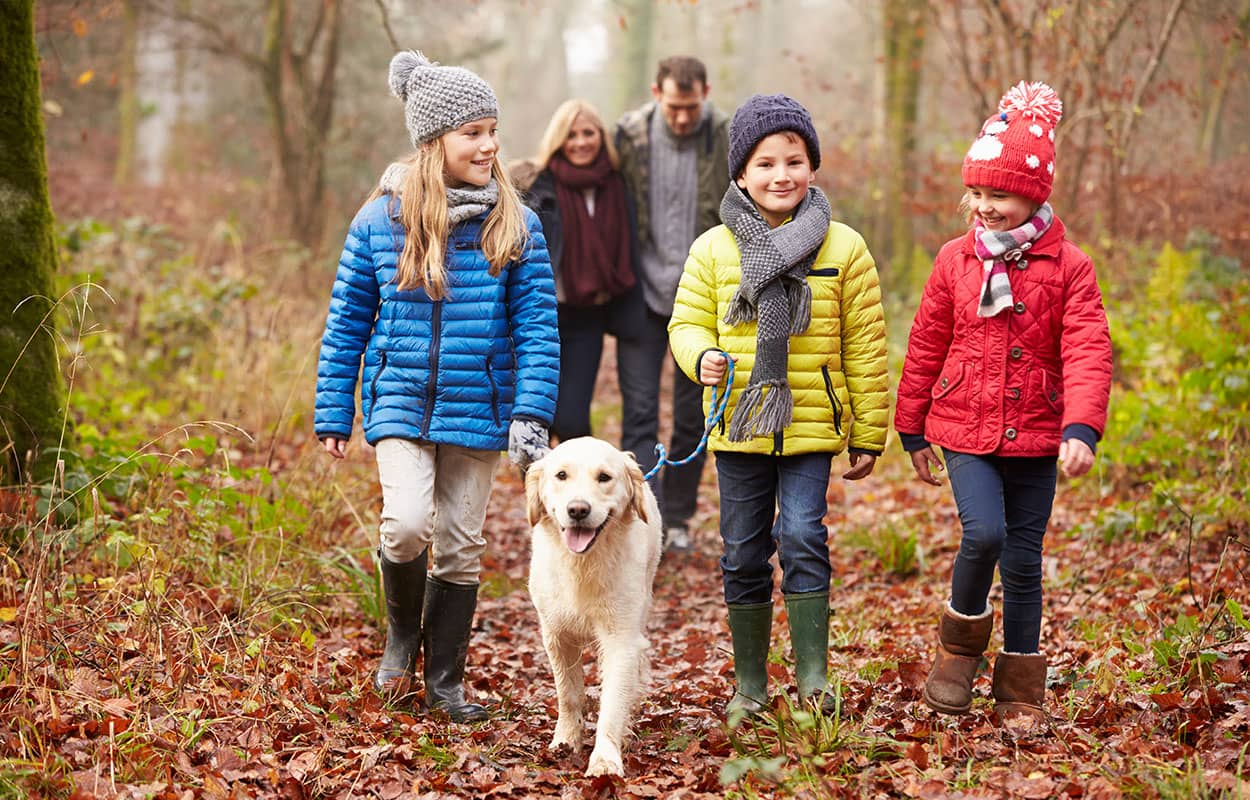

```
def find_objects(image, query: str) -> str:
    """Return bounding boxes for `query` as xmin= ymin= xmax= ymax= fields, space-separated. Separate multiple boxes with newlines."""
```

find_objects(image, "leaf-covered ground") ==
xmin=3 ymin=352 xmax=1248 ymax=799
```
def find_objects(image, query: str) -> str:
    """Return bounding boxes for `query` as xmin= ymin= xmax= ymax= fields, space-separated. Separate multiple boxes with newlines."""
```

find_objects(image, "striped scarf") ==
xmin=974 ymin=202 xmax=1053 ymax=318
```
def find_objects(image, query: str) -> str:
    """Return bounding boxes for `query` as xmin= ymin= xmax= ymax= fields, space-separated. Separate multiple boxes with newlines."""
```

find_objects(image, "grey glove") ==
xmin=508 ymin=418 xmax=550 ymax=470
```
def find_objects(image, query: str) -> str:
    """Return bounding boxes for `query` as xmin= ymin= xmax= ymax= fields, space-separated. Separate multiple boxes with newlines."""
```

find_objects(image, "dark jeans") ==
xmin=551 ymin=286 xmax=651 ymax=443
xmin=943 ymin=449 xmax=1058 ymax=654
xmin=714 ymin=451 xmax=834 ymax=605
xmin=616 ymin=308 xmax=706 ymax=530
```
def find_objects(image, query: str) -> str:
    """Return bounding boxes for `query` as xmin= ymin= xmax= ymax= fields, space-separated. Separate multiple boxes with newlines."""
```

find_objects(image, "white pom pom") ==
xmin=999 ymin=81 xmax=1063 ymax=125
xmin=967 ymin=135 xmax=1003 ymax=162
xmin=1026 ymin=154 xmax=1040 ymax=169
xmin=388 ymin=50 xmax=432 ymax=100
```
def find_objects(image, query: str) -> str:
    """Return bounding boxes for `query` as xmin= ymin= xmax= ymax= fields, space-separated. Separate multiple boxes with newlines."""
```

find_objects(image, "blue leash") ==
xmin=643 ymin=355 xmax=735 ymax=482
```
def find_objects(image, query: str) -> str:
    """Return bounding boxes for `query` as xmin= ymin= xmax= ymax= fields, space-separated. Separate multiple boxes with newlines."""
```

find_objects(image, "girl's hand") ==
xmin=842 ymin=451 xmax=876 ymax=480
xmin=910 ymin=446 xmax=944 ymax=485
xmin=322 ymin=437 xmax=346 ymax=459
xmin=698 ymin=351 xmax=732 ymax=386
xmin=1058 ymin=438 xmax=1095 ymax=477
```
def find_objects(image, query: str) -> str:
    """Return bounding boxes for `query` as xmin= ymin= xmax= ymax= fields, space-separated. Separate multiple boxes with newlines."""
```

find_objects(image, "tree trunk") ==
xmin=0 ymin=0 xmax=70 ymax=484
xmin=881 ymin=0 xmax=926 ymax=296
xmin=258 ymin=0 xmax=342 ymax=252
xmin=612 ymin=0 xmax=655 ymax=115
xmin=115 ymin=0 xmax=139 ymax=185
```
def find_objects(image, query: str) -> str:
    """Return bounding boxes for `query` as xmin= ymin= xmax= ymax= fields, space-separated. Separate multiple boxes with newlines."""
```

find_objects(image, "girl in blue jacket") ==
xmin=314 ymin=51 xmax=559 ymax=721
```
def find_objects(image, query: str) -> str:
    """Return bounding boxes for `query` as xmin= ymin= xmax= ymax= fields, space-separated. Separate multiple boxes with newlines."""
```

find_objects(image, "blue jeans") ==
xmin=944 ymin=450 xmax=1058 ymax=654
xmin=714 ymin=451 xmax=834 ymax=605
xmin=617 ymin=308 xmax=706 ymax=530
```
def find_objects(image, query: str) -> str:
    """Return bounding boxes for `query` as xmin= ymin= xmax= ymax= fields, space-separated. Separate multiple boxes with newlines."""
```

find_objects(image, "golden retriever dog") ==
xmin=524 ymin=437 xmax=663 ymax=777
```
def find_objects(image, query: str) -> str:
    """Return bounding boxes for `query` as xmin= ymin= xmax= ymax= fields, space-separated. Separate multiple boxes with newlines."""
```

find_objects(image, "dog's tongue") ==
xmin=562 ymin=526 xmax=596 ymax=554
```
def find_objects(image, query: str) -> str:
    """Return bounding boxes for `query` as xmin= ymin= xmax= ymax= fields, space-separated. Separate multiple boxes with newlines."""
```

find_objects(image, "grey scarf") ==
xmin=720 ymin=183 xmax=832 ymax=441
xmin=377 ymin=161 xmax=498 ymax=224
xmin=446 ymin=179 xmax=499 ymax=224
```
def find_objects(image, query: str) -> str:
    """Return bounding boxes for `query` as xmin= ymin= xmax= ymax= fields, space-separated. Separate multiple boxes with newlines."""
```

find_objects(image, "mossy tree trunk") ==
xmin=0 ymin=0 xmax=70 ymax=484
xmin=881 ymin=0 xmax=925 ymax=296
xmin=115 ymin=0 xmax=139 ymax=185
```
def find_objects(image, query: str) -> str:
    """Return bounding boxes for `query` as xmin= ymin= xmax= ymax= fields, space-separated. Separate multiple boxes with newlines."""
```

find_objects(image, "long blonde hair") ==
xmin=374 ymin=138 xmax=528 ymax=299
xmin=534 ymin=99 xmax=619 ymax=170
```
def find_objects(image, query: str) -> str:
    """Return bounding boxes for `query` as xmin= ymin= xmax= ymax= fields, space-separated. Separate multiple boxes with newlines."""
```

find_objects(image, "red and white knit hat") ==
xmin=961 ymin=81 xmax=1063 ymax=204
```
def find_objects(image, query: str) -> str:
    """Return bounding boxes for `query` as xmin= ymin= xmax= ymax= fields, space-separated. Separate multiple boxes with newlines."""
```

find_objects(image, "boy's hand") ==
xmin=322 ymin=437 xmax=346 ymax=459
xmin=842 ymin=452 xmax=876 ymax=480
xmin=1058 ymin=438 xmax=1095 ymax=477
xmin=698 ymin=351 xmax=732 ymax=386
xmin=909 ymin=446 xmax=943 ymax=485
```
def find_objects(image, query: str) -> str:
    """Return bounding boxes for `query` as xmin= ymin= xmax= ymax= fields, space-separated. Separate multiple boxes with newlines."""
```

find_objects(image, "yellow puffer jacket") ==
xmin=668 ymin=221 xmax=889 ymax=456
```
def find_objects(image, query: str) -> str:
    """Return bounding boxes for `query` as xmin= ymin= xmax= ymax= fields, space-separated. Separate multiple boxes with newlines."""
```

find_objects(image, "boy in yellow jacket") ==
xmin=668 ymin=94 xmax=888 ymax=718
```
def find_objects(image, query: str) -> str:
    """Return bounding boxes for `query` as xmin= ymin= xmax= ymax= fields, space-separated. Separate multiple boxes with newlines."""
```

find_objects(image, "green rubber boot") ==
xmin=725 ymin=602 xmax=773 ymax=723
xmin=785 ymin=591 xmax=837 ymax=712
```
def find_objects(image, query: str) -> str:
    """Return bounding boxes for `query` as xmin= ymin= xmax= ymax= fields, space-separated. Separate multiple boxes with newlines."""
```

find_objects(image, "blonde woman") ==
xmin=315 ymin=51 xmax=558 ymax=720
xmin=520 ymin=100 xmax=643 ymax=444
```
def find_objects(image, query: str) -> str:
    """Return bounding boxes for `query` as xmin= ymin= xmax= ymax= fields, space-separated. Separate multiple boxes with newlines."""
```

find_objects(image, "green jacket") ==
xmin=614 ymin=101 xmax=731 ymax=263
xmin=668 ymin=222 xmax=890 ymax=456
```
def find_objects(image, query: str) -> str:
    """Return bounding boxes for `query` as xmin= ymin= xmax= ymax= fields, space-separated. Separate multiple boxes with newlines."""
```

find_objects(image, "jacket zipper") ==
xmin=366 ymin=352 xmax=387 ymax=424
xmin=485 ymin=358 xmax=500 ymax=427
xmin=421 ymin=301 xmax=442 ymax=438
xmin=821 ymin=365 xmax=843 ymax=436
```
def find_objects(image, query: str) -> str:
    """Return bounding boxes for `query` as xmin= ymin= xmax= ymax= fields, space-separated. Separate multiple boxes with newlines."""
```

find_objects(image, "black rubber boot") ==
xmin=422 ymin=576 xmax=489 ymax=722
xmin=374 ymin=549 xmax=428 ymax=694
xmin=725 ymin=602 xmax=773 ymax=723
xmin=785 ymin=591 xmax=837 ymax=712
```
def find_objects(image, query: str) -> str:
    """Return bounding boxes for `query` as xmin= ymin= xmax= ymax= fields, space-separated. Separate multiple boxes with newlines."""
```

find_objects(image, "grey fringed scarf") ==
xmin=720 ymin=183 xmax=832 ymax=441
xmin=378 ymin=161 xmax=499 ymax=224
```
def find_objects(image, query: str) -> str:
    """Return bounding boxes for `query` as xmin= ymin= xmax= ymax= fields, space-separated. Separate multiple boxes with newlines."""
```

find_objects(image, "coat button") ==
xmin=1016 ymin=259 xmax=1028 ymax=270
xmin=940 ymin=377 xmax=949 ymax=388
xmin=1014 ymin=301 xmax=1026 ymax=314
xmin=1004 ymin=427 xmax=1018 ymax=440
xmin=1009 ymin=387 xmax=1020 ymax=400
xmin=1049 ymin=389 xmax=1059 ymax=401
xmin=1010 ymin=347 xmax=1023 ymax=359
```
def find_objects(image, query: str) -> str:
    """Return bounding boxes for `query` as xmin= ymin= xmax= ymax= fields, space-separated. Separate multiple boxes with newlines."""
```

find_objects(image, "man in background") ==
xmin=615 ymin=56 xmax=730 ymax=552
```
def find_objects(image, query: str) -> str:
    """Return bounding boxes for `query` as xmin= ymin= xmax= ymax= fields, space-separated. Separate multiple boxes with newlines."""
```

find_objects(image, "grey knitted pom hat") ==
xmin=388 ymin=50 xmax=499 ymax=147
xmin=728 ymin=94 xmax=821 ymax=179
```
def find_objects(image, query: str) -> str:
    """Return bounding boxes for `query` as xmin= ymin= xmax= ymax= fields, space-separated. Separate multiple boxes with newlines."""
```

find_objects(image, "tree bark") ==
xmin=115 ymin=0 xmax=139 ymax=185
xmin=0 ymin=0 xmax=70 ymax=484
xmin=881 ymin=0 xmax=926 ymax=295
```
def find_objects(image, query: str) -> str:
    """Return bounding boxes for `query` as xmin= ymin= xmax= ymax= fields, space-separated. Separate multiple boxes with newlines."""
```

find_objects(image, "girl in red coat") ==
xmin=895 ymin=82 xmax=1112 ymax=732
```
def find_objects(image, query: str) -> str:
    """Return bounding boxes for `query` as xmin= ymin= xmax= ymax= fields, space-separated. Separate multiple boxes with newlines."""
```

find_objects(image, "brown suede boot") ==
xmin=923 ymin=602 xmax=993 ymax=715
xmin=991 ymin=652 xmax=1047 ymax=732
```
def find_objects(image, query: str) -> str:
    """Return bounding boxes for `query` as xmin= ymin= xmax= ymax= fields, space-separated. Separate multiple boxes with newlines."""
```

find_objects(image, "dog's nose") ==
xmin=567 ymin=500 xmax=590 ymax=521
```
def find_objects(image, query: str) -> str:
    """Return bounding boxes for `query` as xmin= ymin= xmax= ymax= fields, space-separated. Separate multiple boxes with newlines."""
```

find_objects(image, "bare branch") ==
xmin=374 ymin=0 xmax=401 ymax=52
xmin=1119 ymin=0 xmax=1187 ymax=169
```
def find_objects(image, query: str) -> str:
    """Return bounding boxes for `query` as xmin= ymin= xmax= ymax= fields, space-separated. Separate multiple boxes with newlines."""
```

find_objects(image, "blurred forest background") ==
xmin=4 ymin=0 xmax=1249 ymax=796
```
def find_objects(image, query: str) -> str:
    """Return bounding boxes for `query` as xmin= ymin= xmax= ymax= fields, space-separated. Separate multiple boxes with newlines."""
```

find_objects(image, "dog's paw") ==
xmin=549 ymin=730 xmax=581 ymax=754
xmin=585 ymin=746 xmax=624 ymax=777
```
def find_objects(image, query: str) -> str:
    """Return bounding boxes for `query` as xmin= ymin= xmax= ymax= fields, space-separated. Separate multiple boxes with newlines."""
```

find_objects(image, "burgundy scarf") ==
xmin=547 ymin=150 xmax=634 ymax=306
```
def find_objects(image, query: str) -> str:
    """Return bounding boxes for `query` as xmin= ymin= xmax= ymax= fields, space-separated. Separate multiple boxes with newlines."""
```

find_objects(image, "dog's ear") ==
xmin=625 ymin=453 xmax=649 ymax=524
xmin=525 ymin=459 xmax=547 ymax=526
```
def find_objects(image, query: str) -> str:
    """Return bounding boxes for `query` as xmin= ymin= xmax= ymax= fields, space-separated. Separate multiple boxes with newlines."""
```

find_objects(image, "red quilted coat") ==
xmin=895 ymin=216 xmax=1112 ymax=457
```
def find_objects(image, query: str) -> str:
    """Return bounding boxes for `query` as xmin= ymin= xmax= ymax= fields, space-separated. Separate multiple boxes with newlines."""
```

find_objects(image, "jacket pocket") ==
xmin=366 ymin=351 xmax=388 ymax=424
xmin=485 ymin=357 xmax=501 ymax=427
xmin=1036 ymin=368 xmax=1064 ymax=414
xmin=820 ymin=365 xmax=844 ymax=436
xmin=930 ymin=361 xmax=970 ymax=419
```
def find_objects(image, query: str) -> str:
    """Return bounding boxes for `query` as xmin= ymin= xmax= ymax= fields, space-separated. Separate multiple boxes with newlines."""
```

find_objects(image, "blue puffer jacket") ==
xmin=314 ymin=192 xmax=559 ymax=451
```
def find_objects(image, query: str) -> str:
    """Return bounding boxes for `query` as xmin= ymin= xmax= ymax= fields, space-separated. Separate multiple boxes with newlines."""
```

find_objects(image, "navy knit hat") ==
xmin=728 ymin=94 xmax=821 ymax=178
xmin=388 ymin=50 xmax=499 ymax=147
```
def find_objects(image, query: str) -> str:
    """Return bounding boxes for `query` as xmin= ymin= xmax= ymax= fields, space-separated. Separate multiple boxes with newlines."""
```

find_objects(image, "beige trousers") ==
xmin=374 ymin=437 xmax=500 ymax=584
